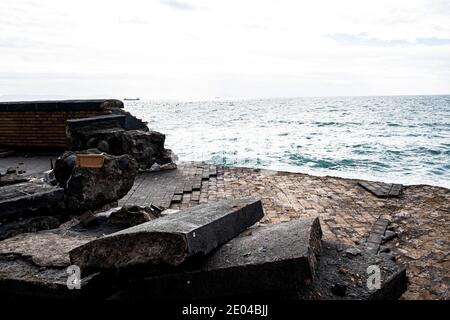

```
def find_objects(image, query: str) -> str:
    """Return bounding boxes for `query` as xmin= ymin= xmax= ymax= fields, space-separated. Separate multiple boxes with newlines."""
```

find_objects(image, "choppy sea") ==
xmin=125 ymin=95 xmax=450 ymax=188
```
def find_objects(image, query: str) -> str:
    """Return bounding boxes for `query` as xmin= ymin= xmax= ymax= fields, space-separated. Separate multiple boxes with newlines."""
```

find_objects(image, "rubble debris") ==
xmin=358 ymin=181 xmax=403 ymax=198
xmin=0 ymin=212 xmax=129 ymax=271
xmin=0 ymin=181 xmax=64 ymax=221
xmin=298 ymin=241 xmax=407 ymax=300
xmin=0 ymin=219 xmax=120 ymax=300
xmin=69 ymin=198 xmax=264 ymax=270
xmin=117 ymin=217 xmax=321 ymax=300
xmin=66 ymin=115 xmax=176 ymax=170
xmin=54 ymin=150 xmax=138 ymax=213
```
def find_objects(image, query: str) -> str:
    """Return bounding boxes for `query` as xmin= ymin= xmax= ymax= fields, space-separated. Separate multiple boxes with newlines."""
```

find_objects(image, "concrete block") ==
xmin=118 ymin=217 xmax=322 ymax=299
xmin=70 ymin=198 xmax=264 ymax=270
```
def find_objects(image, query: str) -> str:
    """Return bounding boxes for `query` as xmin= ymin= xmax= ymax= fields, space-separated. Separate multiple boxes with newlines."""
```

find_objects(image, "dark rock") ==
xmin=77 ymin=211 xmax=97 ymax=227
xmin=54 ymin=152 xmax=77 ymax=187
xmin=6 ymin=167 xmax=16 ymax=174
xmin=108 ymin=205 xmax=160 ymax=226
xmin=54 ymin=150 xmax=138 ymax=213
xmin=344 ymin=247 xmax=362 ymax=257
xmin=69 ymin=198 xmax=264 ymax=270
xmin=331 ymin=283 xmax=347 ymax=296
xmin=379 ymin=247 xmax=391 ymax=254
xmin=118 ymin=217 xmax=322 ymax=300
xmin=382 ymin=230 xmax=397 ymax=243
xmin=111 ymin=108 xmax=149 ymax=131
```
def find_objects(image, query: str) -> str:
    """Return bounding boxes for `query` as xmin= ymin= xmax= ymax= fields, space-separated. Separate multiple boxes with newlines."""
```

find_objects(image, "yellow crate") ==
xmin=76 ymin=154 xmax=105 ymax=168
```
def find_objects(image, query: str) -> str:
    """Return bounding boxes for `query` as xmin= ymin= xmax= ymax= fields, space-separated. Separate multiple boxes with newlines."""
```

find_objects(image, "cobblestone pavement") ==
xmin=124 ymin=161 xmax=450 ymax=300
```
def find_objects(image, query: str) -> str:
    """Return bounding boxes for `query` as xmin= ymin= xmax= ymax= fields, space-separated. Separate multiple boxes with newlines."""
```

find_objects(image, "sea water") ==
xmin=125 ymin=95 xmax=450 ymax=188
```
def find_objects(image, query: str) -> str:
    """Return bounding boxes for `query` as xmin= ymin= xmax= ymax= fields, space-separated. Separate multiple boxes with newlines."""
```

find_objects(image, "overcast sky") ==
xmin=1 ymin=0 xmax=450 ymax=100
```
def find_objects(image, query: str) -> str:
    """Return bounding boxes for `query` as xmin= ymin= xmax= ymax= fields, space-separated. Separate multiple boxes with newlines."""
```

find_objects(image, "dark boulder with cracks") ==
xmin=54 ymin=149 xmax=138 ymax=213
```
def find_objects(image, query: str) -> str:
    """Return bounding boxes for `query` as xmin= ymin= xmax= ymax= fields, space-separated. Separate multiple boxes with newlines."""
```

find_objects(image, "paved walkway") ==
xmin=122 ymin=161 xmax=450 ymax=300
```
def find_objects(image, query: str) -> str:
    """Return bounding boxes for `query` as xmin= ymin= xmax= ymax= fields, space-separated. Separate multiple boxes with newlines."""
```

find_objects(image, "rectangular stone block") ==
xmin=70 ymin=198 xmax=264 ymax=270
xmin=118 ymin=217 xmax=322 ymax=299
xmin=358 ymin=181 xmax=403 ymax=198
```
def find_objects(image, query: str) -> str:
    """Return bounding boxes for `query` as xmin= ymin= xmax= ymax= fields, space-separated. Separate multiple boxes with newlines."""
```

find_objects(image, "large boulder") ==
xmin=54 ymin=150 xmax=138 ymax=213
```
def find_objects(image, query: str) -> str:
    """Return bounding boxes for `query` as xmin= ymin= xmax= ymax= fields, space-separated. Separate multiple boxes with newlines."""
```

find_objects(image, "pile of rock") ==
xmin=0 ymin=100 xmax=177 ymax=240
xmin=66 ymin=114 xmax=177 ymax=170
xmin=0 ymin=198 xmax=407 ymax=300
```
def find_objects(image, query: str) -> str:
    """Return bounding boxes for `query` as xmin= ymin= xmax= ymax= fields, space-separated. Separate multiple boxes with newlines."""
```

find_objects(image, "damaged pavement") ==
xmin=0 ymin=100 xmax=409 ymax=300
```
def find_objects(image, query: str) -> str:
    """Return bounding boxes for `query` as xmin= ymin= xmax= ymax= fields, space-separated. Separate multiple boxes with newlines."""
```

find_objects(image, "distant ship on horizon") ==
xmin=124 ymin=97 xmax=140 ymax=101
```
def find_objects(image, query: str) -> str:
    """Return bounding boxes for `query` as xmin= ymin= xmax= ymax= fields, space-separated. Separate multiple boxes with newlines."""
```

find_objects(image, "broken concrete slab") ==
xmin=69 ymin=198 xmax=264 ymax=270
xmin=358 ymin=181 xmax=403 ymax=198
xmin=297 ymin=241 xmax=407 ymax=300
xmin=0 ymin=181 xmax=64 ymax=221
xmin=116 ymin=217 xmax=322 ymax=300
xmin=0 ymin=213 xmax=133 ymax=299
